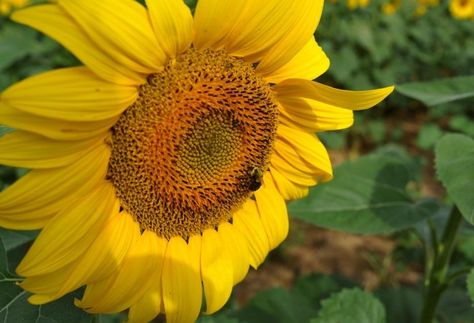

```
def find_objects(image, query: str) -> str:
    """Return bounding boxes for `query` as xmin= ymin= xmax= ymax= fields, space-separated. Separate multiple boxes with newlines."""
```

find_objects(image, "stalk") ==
xmin=419 ymin=206 xmax=463 ymax=323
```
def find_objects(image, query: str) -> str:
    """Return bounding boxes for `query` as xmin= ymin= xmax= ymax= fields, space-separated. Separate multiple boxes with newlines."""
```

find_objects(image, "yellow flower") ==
xmin=0 ymin=0 xmax=28 ymax=15
xmin=450 ymin=0 xmax=474 ymax=18
xmin=382 ymin=0 xmax=401 ymax=15
xmin=415 ymin=4 xmax=428 ymax=15
xmin=347 ymin=0 xmax=369 ymax=9
xmin=0 ymin=0 xmax=393 ymax=322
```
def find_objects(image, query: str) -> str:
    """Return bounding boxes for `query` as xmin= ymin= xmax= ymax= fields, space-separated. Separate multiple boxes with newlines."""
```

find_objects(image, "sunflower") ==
xmin=0 ymin=0 xmax=393 ymax=322
xmin=449 ymin=0 xmax=474 ymax=18
xmin=0 ymin=0 xmax=27 ymax=15
xmin=347 ymin=0 xmax=369 ymax=10
xmin=382 ymin=0 xmax=400 ymax=15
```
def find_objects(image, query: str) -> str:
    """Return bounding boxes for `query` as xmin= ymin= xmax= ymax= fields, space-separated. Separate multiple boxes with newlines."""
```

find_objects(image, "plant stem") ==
xmin=420 ymin=206 xmax=463 ymax=323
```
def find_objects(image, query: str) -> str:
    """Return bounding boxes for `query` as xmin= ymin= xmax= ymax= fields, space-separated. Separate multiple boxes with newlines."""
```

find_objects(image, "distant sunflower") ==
xmin=449 ymin=0 xmax=474 ymax=18
xmin=347 ymin=0 xmax=369 ymax=10
xmin=0 ymin=0 xmax=393 ymax=322
xmin=382 ymin=0 xmax=400 ymax=14
xmin=0 ymin=0 xmax=27 ymax=15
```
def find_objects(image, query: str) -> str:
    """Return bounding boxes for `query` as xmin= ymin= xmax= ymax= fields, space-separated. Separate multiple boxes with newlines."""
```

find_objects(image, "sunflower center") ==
xmin=107 ymin=48 xmax=279 ymax=240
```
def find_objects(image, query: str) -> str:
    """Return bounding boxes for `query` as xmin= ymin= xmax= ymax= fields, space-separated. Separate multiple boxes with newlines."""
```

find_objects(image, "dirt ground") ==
xmin=234 ymin=220 xmax=422 ymax=304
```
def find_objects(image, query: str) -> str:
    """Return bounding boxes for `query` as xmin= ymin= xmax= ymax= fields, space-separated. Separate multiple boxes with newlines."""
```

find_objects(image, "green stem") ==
xmin=420 ymin=206 xmax=463 ymax=323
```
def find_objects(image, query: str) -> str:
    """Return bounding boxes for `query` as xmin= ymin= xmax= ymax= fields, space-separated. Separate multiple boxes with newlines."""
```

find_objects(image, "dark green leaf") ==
xmin=289 ymin=147 xmax=436 ymax=234
xmin=0 ymin=229 xmax=37 ymax=252
xmin=233 ymin=287 xmax=316 ymax=323
xmin=0 ymin=238 xmax=12 ymax=278
xmin=0 ymin=287 xmax=92 ymax=323
xmin=435 ymin=134 xmax=474 ymax=223
xmin=0 ymin=238 xmax=92 ymax=322
xmin=223 ymin=274 xmax=355 ymax=323
xmin=437 ymin=287 xmax=474 ymax=323
xmin=311 ymin=288 xmax=386 ymax=323
xmin=467 ymin=269 xmax=474 ymax=306
xmin=457 ymin=236 xmax=474 ymax=262
xmin=375 ymin=287 xmax=421 ymax=323
xmin=397 ymin=76 xmax=474 ymax=106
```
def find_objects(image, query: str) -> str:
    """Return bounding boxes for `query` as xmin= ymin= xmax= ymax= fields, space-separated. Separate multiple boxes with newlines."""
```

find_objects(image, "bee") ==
xmin=248 ymin=167 xmax=263 ymax=192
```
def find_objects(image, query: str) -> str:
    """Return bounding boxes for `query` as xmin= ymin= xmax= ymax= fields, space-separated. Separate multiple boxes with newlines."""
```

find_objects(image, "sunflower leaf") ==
xmin=310 ymin=288 xmax=386 ymax=323
xmin=288 ymin=146 xmax=437 ymax=234
xmin=0 ymin=287 xmax=92 ymax=323
xmin=396 ymin=76 xmax=474 ymax=106
xmin=0 ymin=238 xmax=11 ymax=279
xmin=435 ymin=134 xmax=474 ymax=223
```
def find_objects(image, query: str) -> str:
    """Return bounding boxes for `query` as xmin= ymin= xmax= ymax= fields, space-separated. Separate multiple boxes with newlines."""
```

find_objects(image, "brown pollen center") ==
xmin=107 ymin=48 xmax=279 ymax=240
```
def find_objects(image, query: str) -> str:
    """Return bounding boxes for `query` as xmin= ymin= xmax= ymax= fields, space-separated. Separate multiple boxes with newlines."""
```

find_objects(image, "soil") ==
xmin=234 ymin=220 xmax=422 ymax=305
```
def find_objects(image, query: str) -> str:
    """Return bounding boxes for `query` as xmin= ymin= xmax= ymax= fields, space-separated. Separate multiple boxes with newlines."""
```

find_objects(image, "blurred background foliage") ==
xmin=1 ymin=0 xmax=474 ymax=322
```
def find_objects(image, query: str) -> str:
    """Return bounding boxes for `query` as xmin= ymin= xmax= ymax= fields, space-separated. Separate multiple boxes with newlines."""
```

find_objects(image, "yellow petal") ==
xmin=1 ymin=67 xmax=138 ymax=121
xmin=230 ymin=0 xmax=322 ymax=65
xmin=269 ymin=166 xmax=309 ymax=201
xmin=218 ymin=222 xmax=250 ymax=284
xmin=274 ymin=79 xmax=395 ymax=110
xmin=195 ymin=0 xmax=322 ymax=66
xmin=12 ymin=5 xmax=144 ymax=85
xmin=162 ymin=236 xmax=202 ymax=323
xmin=255 ymin=0 xmax=323 ymax=75
xmin=20 ymin=260 xmax=77 ymax=296
xmin=232 ymin=199 xmax=270 ymax=268
xmin=55 ymin=212 xmax=140 ymax=298
xmin=78 ymin=231 xmax=166 ymax=313
xmin=16 ymin=182 xmax=118 ymax=277
xmin=28 ymin=294 xmax=57 ymax=305
xmin=276 ymin=125 xmax=333 ymax=181
xmin=59 ymin=0 xmax=166 ymax=74
xmin=0 ymin=144 xmax=110 ymax=230
xmin=0 ymin=102 xmax=117 ymax=141
xmin=146 ymin=0 xmax=193 ymax=58
xmin=0 ymin=131 xmax=106 ymax=169
xmin=255 ymin=173 xmax=289 ymax=249
xmin=201 ymin=228 xmax=233 ymax=314
xmin=260 ymin=38 xmax=329 ymax=83
xmin=128 ymin=257 xmax=165 ymax=323
xmin=193 ymin=0 xmax=248 ymax=50
xmin=20 ymin=212 xmax=139 ymax=304
xmin=277 ymin=96 xmax=354 ymax=132
xmin=271 ymin=152 xmax=319 ymax=186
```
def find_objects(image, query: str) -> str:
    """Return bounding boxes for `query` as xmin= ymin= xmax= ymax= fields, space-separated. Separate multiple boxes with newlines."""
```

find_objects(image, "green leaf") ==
xmin=222 ymin=274 xmax=355 ymax=323
xmin=0 ymin=238 xmax=12 ymax=279
xmin=449 ymin=115 xmax=474 ymax=137
xmin=467 ymin=269 xmax=474 ymax=306
xmin=397 ymin=76 xmax=474 ymax=106
xmin=289 ymin=147 xmax=437 ymax=234
xmin=435 ymin=134 xmax=474 ymax=223
xmin=0 ymin=289 xmax=92 ymax=323
xmin=0 ymin=238 xmax=92 ymax=322
xmin=437 ymin=286 xmax=474 ymax=322
xmin=234 ymin=287 xmax=317 ymax=323
xmin=0 ymin=24 xmax=38 ymax=71
xmin=311 ymin=288 xmax=386 ymax=323
xmin=375 ymin=288 xmax=421 ymax=323
xmin=0 ymin=229 xmax=37 ymax=252
xmin=416 ymin=124 xmax=443 ymax=150
xmin=318 ymin=132 xmax=347 ymax=150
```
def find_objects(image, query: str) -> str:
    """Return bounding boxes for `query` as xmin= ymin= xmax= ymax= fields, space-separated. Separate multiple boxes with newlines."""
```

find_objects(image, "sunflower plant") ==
xmin=0 ymin=1 xmax=473 ymax=323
